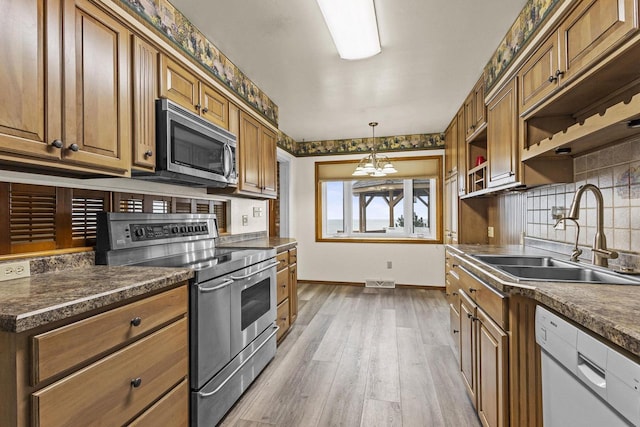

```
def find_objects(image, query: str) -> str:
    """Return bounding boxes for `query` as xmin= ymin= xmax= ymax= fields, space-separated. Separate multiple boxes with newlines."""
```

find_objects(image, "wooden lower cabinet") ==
xmin=0 ymin=285 xmax=189 ymax=427
xmin=449 ymin=255 xmax=543 ymax=427
xmin=275 ymin=246 xmax=298 ymax=342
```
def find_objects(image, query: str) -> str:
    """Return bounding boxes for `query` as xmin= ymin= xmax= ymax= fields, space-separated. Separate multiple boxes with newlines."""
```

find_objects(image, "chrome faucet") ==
xmin=561 ymin=184 xmax=618 ymax=267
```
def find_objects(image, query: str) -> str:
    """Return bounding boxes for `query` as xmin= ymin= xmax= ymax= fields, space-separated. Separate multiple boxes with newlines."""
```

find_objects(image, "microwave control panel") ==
xmin=129 ymin=222 xmax=209 ymax=241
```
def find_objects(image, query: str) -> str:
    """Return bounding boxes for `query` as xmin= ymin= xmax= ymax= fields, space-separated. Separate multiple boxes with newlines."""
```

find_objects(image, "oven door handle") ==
xmin=197 ymin=279 xmax=234 ymax=293
xmin=229 ymin=261 xmax=279 ymax=280
xmin=198 ymin=325 xmax=279 ymax=398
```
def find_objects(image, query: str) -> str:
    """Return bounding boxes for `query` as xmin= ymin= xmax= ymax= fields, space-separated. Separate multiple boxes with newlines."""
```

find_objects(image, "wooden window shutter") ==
xmin=8 ymin=184 xmax=57 ymax=253
xmin=71 ymin=189 xmax=110 ymax=247
xmin=213 ymin=201 xmax=227 ymax=234
xmin=173 ymin=198 xmax=193 ymax=213
xmin=195 ymin=200 xmax=213 ymax=214
xmin=113 ymin=193 xmax=144 ymax=213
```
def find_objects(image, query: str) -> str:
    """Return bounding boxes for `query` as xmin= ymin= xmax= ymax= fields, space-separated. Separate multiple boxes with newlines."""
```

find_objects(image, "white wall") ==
xmin=291 ymin=150 xmax=445 ymax=287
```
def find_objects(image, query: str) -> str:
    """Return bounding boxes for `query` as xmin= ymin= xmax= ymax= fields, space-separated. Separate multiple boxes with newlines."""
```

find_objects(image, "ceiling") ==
xmin=170 ymin=0 xmax=529 ymax=142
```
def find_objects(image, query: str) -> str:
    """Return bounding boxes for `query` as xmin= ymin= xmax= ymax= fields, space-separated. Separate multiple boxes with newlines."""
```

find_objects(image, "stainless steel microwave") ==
xmin=134 ymin=99 xmax=237 ymax=187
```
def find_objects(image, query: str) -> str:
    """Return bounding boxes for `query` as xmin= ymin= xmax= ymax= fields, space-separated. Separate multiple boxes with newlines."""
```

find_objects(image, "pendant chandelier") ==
xmin=352 ymin=122 xmax=398 ymax=177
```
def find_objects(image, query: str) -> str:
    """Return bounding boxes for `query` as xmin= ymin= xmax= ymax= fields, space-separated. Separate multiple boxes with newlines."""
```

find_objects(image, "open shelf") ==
xmin=467 ymin=162 xmax=488 ymax=193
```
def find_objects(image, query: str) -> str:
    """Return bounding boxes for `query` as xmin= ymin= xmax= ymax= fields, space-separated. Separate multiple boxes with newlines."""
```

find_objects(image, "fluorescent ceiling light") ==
xmin=316 ymin=0 xmax=381 ymax=60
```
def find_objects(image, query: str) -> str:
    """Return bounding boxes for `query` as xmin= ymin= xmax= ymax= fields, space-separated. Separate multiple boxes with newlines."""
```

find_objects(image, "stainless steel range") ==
xmin=95 ymin=212 xmax=278 ymax=426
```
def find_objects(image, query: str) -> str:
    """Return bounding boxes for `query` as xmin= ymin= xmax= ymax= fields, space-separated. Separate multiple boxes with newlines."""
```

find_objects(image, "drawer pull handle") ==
xmin=469 ymin=288 xmax=477 ymax=293
xmin=131 ymin=317 xmax=142 ymax=327
xmin=131 ymin=377 xmax=142 ymax=388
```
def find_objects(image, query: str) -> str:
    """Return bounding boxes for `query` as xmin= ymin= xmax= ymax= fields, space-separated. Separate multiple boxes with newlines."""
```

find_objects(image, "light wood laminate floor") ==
xmin=220 ymin=283 xmax=481 ymax=427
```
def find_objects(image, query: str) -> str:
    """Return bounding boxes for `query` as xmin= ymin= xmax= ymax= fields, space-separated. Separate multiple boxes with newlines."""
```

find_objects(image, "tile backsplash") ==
xmin=526 ymin=138 xmax=640 ymax=256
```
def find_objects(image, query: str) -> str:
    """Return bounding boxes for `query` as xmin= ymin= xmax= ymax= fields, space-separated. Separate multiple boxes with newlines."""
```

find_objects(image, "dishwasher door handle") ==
xmin=577 ymin=353 xmax=606 ymax=390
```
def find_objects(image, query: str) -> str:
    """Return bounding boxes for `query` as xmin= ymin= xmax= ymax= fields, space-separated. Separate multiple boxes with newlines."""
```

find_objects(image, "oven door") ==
xmin=229 ymin=258 xmax=278 ymax=357
xmin=191 ymin=276 xmax=232 ymax=390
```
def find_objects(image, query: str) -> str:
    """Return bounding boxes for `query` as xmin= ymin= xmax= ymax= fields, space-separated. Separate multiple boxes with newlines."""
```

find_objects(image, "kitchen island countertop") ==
xmin=447 ymin=244 xmax=640 ymax=358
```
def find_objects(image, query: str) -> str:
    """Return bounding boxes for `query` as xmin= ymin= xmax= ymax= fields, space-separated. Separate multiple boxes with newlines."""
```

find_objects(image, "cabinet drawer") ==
xmin=32 ymin=286 xmax=187 ymax=384
xmin=459 ymin=267 xmax=508 ymax=330
xmin=276 ymin=251 xmax=289 ymax=271
xmin=128 ymin=378 xmax=188 ymax=427
xmin=277 ymin=268 xmax=289 ymax=304
xmin=32 ymin=318 xmax=188 ymax=427
xmin=276 ymin=299 xmax=290 ymax=341
xmin=288 ymin=247 xmax=297 ymax=264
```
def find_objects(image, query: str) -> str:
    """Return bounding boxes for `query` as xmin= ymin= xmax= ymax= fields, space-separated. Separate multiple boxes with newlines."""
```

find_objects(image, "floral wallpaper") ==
xmin=293 ymin=133 xmax=444 ymax=157
xmin=485 ymin=0 xmax=561 ymax=90
xmin=119 ymin=0 xmax=279 ymax=125
xmin=277 ymin=132 xmax=297 ymax=155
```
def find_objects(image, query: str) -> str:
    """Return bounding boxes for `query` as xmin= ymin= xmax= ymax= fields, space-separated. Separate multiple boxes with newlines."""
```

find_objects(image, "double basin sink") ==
xmin=472 ymin=255 xmax=640 ymax=285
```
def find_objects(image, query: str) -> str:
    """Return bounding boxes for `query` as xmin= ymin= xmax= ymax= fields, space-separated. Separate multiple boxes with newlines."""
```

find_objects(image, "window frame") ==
xmin=315 ymin=155 xmax=443 ymax=244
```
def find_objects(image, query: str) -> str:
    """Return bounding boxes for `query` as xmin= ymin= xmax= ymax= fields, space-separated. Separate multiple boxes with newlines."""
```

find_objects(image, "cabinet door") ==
xmin=473 ymin=78 xmax=486 ymax=131
xmin=289 ymin=262 xmax=298 ymax=324
xmin=449 ymin=302 xmax=461 ymax=356
xmin=159 ymin=55 xmax=199 ymax=114
xmin=238 ymin=111 xmax=262 ymax=193
xmin=464 ymin=92 xmax=475 ymax=138
xmin=0 ymin=0 xmax=62 ymax=161
xmin=261 ymin=126 xmax=278 ymax=197
xmin=477 ymin=308 xmax=508 ymax=427
xmin=200 ymin=83 xmax=229 ymax=129
xmin=559 ymin=0 xmax=638 ymax=83
xmin=444 ymin=117 xmax=457 ymax=177
xmin=459 ymin=291 xmax=477 ymax=408
xmin=132 ymin=36 xmax=158 ymax=170
xmin=62 ymin=0 xmax=130 ymax=174
xmin=519 ymin=33 xmax=559 ymax=114
xmin=456 ymin=108 xmax=466 ymax=195
xmin=487 ymin=78 xmax=518 ymax=188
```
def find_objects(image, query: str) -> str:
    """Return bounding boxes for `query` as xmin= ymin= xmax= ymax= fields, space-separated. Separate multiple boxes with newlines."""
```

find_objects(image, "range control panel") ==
xmin=129 ymin=222 xmax=209 ymax=241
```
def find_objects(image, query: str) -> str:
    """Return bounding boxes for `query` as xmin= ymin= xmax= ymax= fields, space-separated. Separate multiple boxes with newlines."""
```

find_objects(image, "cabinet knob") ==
xmin=144 ymin=150 xmax=153 ymax=158
xmin=131 ymin=317 xmax=142 ymax=327
xmin=469 ymin=288 xmax=477 ymax=293
xmin=131 ymin=377 xmax=142 ymax=388
xmin=453 ymin=329 xmax=459 ymax=334
xmin=452 ymin=292 xmax=458 ymax=296
xmin=202 ymin=107 xmax=209 ymax=113
xmin=555 ymin=69 xmax=565 ymax=79
xmin=68 ymin=143 xmax=79 ymax=152
xmin=452 ymin=264 xmax=459 ymax=268
xmin=51 ymin=139 xmax=63 ymax=149
xmin=548 ymin=74 xmax=558 ymax=83
xmin=195 ymin=104 xmax=201 ymax=110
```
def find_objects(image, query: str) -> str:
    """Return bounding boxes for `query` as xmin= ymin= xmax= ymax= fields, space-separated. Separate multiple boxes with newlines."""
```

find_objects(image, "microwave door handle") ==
xmin=197 ymin=279 xmax=234 ymax=293
xmin=229 ymin=261 xmax=279 ymax=280
xmin=223 ymin=144 xmax=232 ymax=179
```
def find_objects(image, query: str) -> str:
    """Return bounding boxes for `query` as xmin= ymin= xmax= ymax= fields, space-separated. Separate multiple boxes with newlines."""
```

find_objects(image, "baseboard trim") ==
xmin=298 ymin=279 xmax=444 ymax=291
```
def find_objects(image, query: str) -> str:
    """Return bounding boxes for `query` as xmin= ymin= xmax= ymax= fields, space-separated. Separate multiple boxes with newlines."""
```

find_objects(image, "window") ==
xmin=316 ymin=156 xmax=442 ymax=243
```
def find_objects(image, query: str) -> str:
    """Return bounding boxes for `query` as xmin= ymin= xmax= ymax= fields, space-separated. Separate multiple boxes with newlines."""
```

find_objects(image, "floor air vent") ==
xmin=365 ymin=279 xmax=396 ymax=288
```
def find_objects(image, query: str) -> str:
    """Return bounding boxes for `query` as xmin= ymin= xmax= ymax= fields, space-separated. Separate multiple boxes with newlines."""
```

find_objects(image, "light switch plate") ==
xmin=488 ymin=226 xmax=494 ymax=238
xmin=242 ymin=215 xmax=249 ymax=226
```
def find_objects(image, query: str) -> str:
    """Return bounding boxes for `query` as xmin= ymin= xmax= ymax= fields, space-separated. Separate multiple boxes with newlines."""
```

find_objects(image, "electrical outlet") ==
xmin=387 ymin=261 xmax=392 ymax=269
xmin=0 ymin=261 xmax=31 ymax=282
xmin=488 ymin=226 xmax=494 ymax=238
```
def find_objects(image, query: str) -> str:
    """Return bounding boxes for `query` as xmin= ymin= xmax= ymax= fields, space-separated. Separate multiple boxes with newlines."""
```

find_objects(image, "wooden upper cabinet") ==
xmin=0 ymin=0 xmax=62 ymax=162
xmin=261 ymin=126 xmax=277 ymax=197
xmin=131 ymin=36 xmax=158 ymax=171
xmin=62 ymin=0 xmax=131 ymax=174
xmin=238 ymin=111 xmax=262 ymax=194
xmin=519 ymin=33 xmax=560 ymax=114
xmin=201 ymin=83 xmax=229 ymax=129
xmin=160 ymin=55 xmax=229 ymax=129
xmin=487 ymin=78 xmax=518 ymax=188
xmin=456 ymin=107 xmax=466 ymax=195
xmin=237 ymin=110 xmax=277 ymax=198
xmin=444 ymin=116 xmax=458 ymax=177
xmin=559 ymin=0 xmax=638 ymax=83
xmin=465 ymin=76 xmax=487 ymax=141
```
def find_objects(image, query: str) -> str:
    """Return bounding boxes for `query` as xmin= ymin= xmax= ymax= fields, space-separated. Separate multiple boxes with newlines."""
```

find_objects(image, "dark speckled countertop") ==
xmin=219 ymin=237 xmax=297 ymax=253
xmin=447 ymin=244 xmax=640 ymax=358
xmin=0 ymin=254 xmax=193 ymax=333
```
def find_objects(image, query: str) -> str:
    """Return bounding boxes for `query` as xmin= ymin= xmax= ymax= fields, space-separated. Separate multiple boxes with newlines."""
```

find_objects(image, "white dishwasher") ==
xmin=535 ymin=306 xmax=640 ymax=427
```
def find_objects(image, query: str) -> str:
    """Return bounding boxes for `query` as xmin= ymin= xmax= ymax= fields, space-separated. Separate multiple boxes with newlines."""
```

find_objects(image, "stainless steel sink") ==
xmin=497 ymin=266 xmax=639 ymax=285
xmin=471 ymin=254 xmax=640 ymax=285
xmin=472 ymin=255 xmax=573 ymax=267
